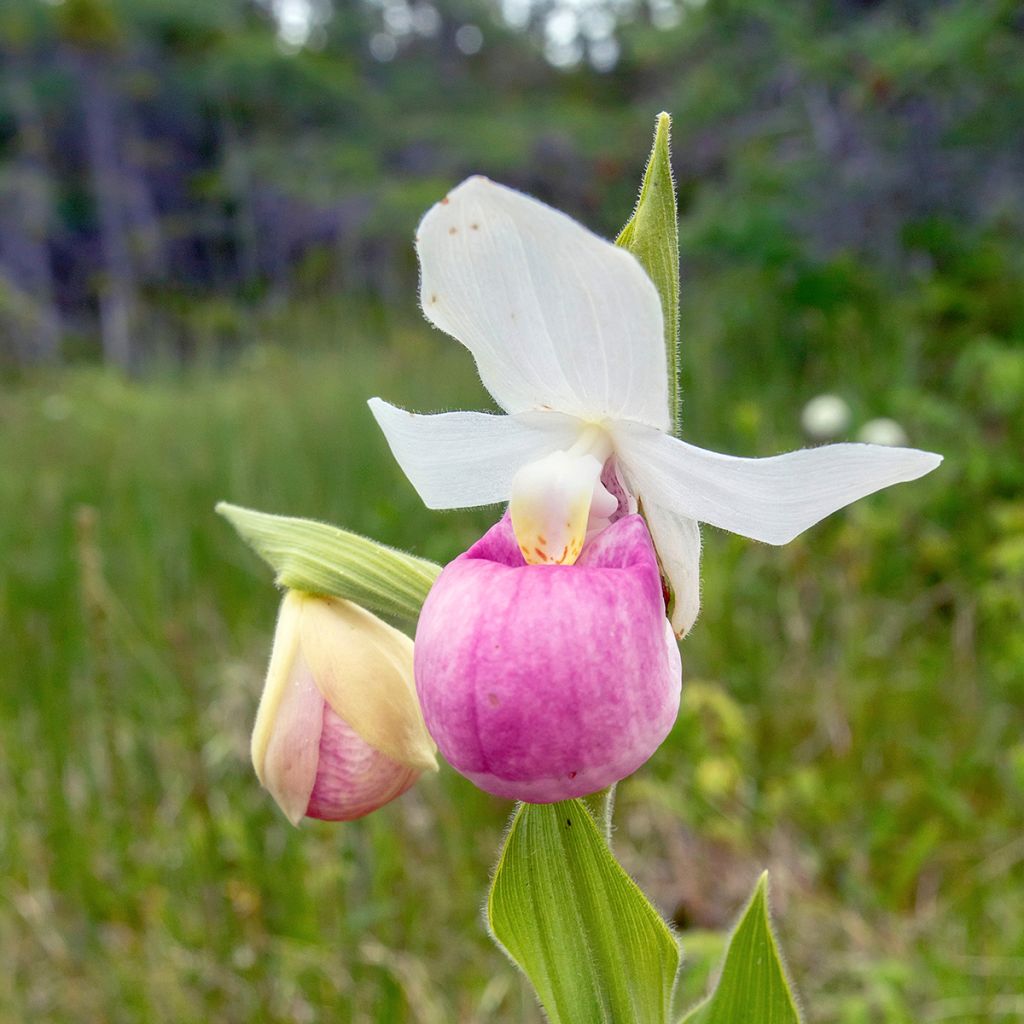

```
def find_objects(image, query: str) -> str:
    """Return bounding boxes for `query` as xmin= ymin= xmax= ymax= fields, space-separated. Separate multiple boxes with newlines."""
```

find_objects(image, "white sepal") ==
xmin=416 ymin=177 xmax=671 ymax=430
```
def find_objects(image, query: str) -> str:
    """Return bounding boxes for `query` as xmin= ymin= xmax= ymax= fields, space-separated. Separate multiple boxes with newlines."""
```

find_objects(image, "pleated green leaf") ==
xmin=216 ymin=501 xmax=439 ymax=619
xmin=616 ymin=111 xmax=680 ymax=435
xmin=487 ymin=800 xmax=680 ymax=1024
xmin=679 ymin=873 xmax=803 ymax=1024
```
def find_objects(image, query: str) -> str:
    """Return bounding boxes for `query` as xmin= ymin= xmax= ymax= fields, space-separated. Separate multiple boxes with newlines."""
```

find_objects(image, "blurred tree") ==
xmin=0 ymin=0 xmax=1021 ymax=368
xmin=57 ymin=0 xmax=142 ymax=369
xmin=0 ymin=1 xmax=62 ymax=363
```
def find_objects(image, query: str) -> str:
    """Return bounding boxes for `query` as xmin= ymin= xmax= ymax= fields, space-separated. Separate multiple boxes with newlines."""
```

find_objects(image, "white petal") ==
xmin=616 ymin=423 xmax=942 ymax=545
xmin=417 ymin=176 xmax=670 ymax=430
xmin=368 ymin=398 xmax=581 ymax=509
xmin=640 ymin=501 xmax=702 ymax=637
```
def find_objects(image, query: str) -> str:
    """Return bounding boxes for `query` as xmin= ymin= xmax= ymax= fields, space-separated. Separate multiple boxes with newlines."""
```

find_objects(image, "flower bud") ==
xmin=414 ymin=514 xmax=681 ymax=803
xmin=251 ymin=592 xmax=437 ymax=825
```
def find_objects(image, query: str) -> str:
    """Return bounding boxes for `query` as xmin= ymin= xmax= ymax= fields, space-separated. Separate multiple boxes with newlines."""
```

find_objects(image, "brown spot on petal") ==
xmin=448 ymin=226 xmax=458 ymax=235
xmin=487 ymin=692 xmax=500 ymax=707
xmin=440 ymin=196 xmax=450 ymax=205
xmin=470 ymin=222 xmax=479 ymax=230
xmin=568 ymin=771 xmax=577 ymax=779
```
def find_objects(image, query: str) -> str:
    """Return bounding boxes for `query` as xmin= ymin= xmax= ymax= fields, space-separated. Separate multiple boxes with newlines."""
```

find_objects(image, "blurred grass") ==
xmin=1 ymin=283 xmax=1023 ymax=1022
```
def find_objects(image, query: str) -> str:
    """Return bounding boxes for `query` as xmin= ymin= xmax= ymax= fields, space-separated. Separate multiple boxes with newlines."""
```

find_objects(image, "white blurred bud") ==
xmin=858 ymin=418 xmax=908 ymax=447
xmin=369 ymin=32 xmax=398 ymax=61
xmin=411 ymin=3 xmax=441 ymax=37
xmin=454 ymin=23 xmax=483 ymax=55
xmin=801 ymin=394 xmax=851 ymax=440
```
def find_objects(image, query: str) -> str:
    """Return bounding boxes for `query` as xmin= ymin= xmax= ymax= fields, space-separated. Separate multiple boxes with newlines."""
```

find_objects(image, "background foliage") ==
xmin=1 ymin=1 xmax=1023 ymax=1021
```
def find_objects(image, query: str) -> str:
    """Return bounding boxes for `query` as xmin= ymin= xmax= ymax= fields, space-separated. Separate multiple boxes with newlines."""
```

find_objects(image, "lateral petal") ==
xmin=368 ymin=398 xmax=581 ymax=509
xmin=616 ymin=423 xmax=942 ymax=546
xmin=637 ymin=501 xmax=702 ymax=637
xmin=416 ymin=176 xmax=671 ymax=431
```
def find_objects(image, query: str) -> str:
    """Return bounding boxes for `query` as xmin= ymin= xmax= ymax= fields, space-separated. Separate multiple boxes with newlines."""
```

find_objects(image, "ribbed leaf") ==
xmin=216 ymin=501 xmax=439 ymax=619
xmin=616 ymin=111 xmax=680 ymax=435
xmin=487 ymin=800 xmax=680 ymax=1024
xmin=679 ymin=873 xmax=802 ymax=1024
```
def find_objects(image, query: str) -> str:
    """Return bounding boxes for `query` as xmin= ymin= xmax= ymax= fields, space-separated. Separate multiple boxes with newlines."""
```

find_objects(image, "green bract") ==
xmin=617 ymin=112 xmax=681 ymax=437
xmin=216 ymin=502 xmax=439 ymax=620
xmin=680 ymin=873 xmax=803 ymax=1024
xmin=488 ymin=800 xmax=680 ymax=1024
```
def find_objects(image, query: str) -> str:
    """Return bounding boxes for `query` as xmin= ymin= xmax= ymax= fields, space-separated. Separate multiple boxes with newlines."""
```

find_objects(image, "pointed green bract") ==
xmin=679 ymin=873 xmax=803 ymax=1024
xmin=216 ymin=501 xmax=439 ymax=620
xmin=487 ymin=800 xmax=680 ymax=1024
xmin=616 ymin=112 xmax=681 ymax=436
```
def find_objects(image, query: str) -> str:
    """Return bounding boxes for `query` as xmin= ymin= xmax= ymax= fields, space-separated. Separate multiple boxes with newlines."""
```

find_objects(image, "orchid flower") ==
xmin=414 ymin=512 xmax=682 ymax=801
xmin=369 ymin=176 xmax=942 ymax=637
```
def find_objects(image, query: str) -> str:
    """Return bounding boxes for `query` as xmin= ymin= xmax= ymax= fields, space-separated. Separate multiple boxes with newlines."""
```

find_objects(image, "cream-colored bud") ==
xmin=251 ymin=591 xmax=437 ymax=825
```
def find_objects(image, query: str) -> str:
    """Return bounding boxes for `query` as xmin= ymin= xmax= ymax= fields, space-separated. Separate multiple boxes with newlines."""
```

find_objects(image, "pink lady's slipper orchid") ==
xmin=252 ymin=591 xmax=437 ymax=825
xmin=368 ymin=177 xmax=941 ymax=801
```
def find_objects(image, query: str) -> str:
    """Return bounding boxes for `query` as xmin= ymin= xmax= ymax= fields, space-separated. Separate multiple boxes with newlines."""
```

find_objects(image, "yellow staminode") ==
xmin=509 ymin=428 xmax=616 ymax=566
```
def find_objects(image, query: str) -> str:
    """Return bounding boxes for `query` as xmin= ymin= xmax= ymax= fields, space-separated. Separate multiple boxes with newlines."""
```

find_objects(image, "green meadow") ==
xmin=2 ymin=271 xmax=1022 ymax=1021
xmin=3 ymin=0 xmax=1024 ymax=1019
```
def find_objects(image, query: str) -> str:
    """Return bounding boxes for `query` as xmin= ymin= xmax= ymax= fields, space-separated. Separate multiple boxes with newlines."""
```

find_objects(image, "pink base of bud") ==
xmin=306 ymin=705 xmax=420 ymax=821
